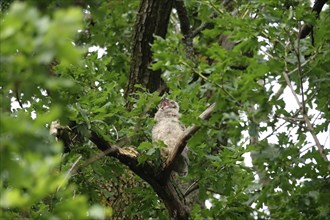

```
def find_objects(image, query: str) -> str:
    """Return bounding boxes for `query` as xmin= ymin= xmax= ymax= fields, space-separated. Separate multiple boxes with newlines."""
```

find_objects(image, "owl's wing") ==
xmin=174 ymin=148 xmax=189 ymax=176
xmin=179 ymin=121 xmax=186 ymax=131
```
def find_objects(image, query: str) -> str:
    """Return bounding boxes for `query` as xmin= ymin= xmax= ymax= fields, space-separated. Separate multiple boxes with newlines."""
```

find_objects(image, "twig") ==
xmin=312 ymin=110 xmax=323 ymax=125
xmin=260 ymin=120 xmax=288 ymax=142
xmin=14 ymin=88 xmax=24 ymax=109
xmin=184 ymin=180 xmax=199 ymax=197
xmin=208 ymin=1 xmax=224 ymax=16
xmin=192 ymin=22 xmax=211 ymax=38
xmin=272 ymin=84 xmax=285 ymax=100
xmin=324 ymin=134 xmax=329 ymax=148
xmin=279 ymin=116 xmax=309 ymax=130
xmin=71 ymin=147 xmax=117 ymax=175
xmin=191 ymin=12 xmax=217 ymax=37
xmin=180 ymin=61 xmax=241 ymax=106
xmin=57 ymin=155 xmax=82 ymax=192
xmin=296 ymin=24 xmax=306 ymax=114
xmin=286 ymin=27 xmax=329 ymax=165
xmin=287 ymin=50 xmax=319 ymax=75
xmin=299 ymin=0 xmax=328 ymax=39
xmin=302 ymin=114 xmax=329 ymax=162
xmin=282 ymin=61 xmax=329 ymax=165
xmin=71 ymin=135 xmax=131 ymax=175
xmin=112 ymin=125 xmax=119 ymax=141
xmin=65 ymin=155 xmax=82 ymax=178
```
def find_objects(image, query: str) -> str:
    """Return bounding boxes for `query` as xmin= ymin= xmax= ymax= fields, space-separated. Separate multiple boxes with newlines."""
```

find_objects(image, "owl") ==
xmin=152 ymin=99 xmax=189 ymax=176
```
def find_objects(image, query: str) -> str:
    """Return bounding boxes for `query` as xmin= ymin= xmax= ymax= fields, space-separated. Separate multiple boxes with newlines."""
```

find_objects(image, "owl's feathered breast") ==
xmin=152 ymin=108 xmax=184 ymax=150
xmin=152 ymin=100 xmax=189 ymax=176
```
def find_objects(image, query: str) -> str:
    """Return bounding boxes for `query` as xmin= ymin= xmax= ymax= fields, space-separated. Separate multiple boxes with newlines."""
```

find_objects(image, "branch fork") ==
xmin=86 ymin=103 xmax=216 ymax=219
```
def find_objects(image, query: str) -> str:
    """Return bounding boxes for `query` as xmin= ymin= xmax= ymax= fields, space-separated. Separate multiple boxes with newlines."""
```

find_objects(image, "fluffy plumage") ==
xmin=152 ymin=99 xmax=189 ymax=176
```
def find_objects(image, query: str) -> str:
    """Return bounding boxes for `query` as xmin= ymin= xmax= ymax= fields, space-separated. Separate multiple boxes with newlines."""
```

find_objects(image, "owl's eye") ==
xmin=170 ymin=101 xmax=178 ymax=108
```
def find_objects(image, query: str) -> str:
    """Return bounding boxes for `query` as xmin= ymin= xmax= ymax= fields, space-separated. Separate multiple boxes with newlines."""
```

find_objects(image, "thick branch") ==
xmin=89 ymin=130 xmax=189 ymax=219
xmin=161 ymin=103 xmax=216 ymax=182
xmin=174 ymin=0 xmax=194 ymax=58
xmin=174 ymin=0 xmax=190 ymax=37
xmin=90 ymin=131 xmax=157 ymax=183
xmin=299 ymin=0 xmax=328 ymax=39
xmin=88 ymin=103 xmax=216 ymax=218
xmin=56 ymin=102 xmax=216 ymax=219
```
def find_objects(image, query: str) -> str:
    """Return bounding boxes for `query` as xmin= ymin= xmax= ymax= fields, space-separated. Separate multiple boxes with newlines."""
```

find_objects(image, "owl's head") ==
xmin=154 ymin=99 xmax=180 ymax=121
xmin=158 ymin=99 xmax=179 ymax=111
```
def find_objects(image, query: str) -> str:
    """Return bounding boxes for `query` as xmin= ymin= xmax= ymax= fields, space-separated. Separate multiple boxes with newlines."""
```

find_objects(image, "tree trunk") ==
xmin=125 ymin=0 xmax=173 ymax=101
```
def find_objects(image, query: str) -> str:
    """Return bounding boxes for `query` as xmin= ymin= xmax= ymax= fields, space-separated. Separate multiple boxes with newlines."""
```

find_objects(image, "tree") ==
xmin=1 ymin=0 xmax=329 ymax=219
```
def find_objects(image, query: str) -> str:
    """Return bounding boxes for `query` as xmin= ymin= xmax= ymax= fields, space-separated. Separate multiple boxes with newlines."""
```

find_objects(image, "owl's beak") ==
xmin=160 ymin=99 xmax=170 ymax=109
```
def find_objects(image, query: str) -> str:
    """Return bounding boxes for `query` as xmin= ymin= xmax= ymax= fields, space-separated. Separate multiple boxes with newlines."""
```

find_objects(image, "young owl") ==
xmin=152 ymin=99 xmax=189 ymax=176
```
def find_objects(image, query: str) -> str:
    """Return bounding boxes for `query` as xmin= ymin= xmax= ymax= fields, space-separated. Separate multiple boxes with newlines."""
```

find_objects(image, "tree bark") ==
xmin=299 ymin=0 xmax=328 ymax=39
xmin=125 ymin=0 xmax=173 ymax=102
xmin=123 ymin=0 xmax=193 ymax=218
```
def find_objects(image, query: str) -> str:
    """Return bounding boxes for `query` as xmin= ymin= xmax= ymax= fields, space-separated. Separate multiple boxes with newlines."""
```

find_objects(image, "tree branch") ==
xmin=70 ymin=143 xmax=120 ymax=175
xmin=299 ymin=0 xmax=328 ymax=39
xmin=282 ymin=70 xmax=329 ymax=165
xmin=14 ymin=84 xmax=24 ymax=109
xmin=191 ymin=12 xmax=216 ymax=38
xmin=88 ymin=103 xmax=217 ymax=218
xmin=89 ymin=131 xmax=157 ymax=180
xmin=89 ymin=130 xmax=189 ymax=219
xmin=57 ymin=155 xmax=82 ymax=192
xmin=184 ymin=180 xmax=199 ymax=197
xmin=174 ymin=0 xmax=194 ymax=58
xmin=283 ymin=32 xmax=329 ymax=166
xmin=53 ymin=102 xmax=216 ymax=219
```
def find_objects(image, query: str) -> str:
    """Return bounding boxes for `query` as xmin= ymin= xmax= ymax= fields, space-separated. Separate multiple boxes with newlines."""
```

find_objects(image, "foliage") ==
xmin=1 ymin=0 xmax=329 ymax=219
xmin=0 ymin=2 xmax=110 ymax=219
